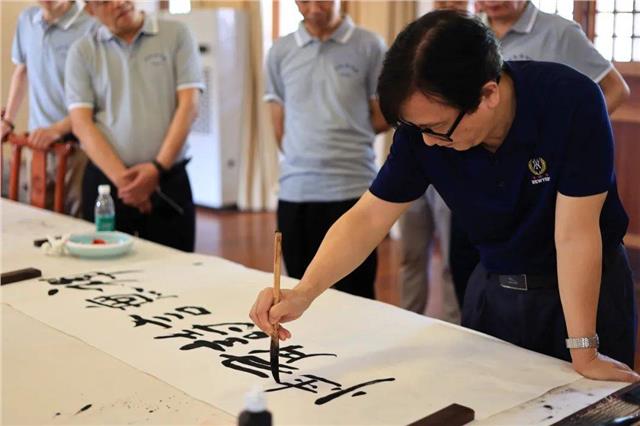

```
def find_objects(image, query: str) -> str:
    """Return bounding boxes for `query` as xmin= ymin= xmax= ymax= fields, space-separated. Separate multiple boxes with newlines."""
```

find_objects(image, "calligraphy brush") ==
xmin=270 ymin=231 xmax=282 ymax=383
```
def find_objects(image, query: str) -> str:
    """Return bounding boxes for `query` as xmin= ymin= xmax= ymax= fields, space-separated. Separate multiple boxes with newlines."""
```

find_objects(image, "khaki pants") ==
xmin=397 ymin=186 xmax=461 ymax=323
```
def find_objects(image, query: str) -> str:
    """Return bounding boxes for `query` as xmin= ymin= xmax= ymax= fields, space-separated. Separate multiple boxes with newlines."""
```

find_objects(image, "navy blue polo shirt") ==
xmin=370 ymin=61 xmax=628 ymax=275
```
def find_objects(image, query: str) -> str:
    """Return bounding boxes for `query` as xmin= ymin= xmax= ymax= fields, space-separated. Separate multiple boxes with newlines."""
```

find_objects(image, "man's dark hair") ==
xmin=378 ymin=10 xmax=503 ymax=126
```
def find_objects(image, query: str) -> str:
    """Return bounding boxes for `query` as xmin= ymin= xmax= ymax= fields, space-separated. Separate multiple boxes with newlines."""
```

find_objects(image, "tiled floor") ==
xmin=194 ymin=207 xmax=640 ymax=370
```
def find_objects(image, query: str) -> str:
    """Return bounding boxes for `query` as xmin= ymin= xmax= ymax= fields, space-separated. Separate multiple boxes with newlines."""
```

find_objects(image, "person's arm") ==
xmin=264 ymin=44 xmax=286 ymax=151
xmin=555 ymin=192 xmax=639 ymax=382
xmin=2 ymin=64 xmax=28 ymax=140
xmin=556 ymin=22 xmax=629 ymax=115
xmin=119 ymin=88 xmax=199 ymax=206
xmin=269 ymin=102 xmax=284 ymax=150
xmin=156 ymin=88 xmax=199 ymax=169
xmin=250 ymin=191 xmax=411 ymax=339
xmin=369 ymin=98 xmax=390 ymax=134
xmin=366 ymin=35 xmax=389 ymax=135
xmin=598 ymin=68 xmax=630 ymax=114
xmin=65 ymin=40 xmax=128 ymax=184
xmin=69 ymin=107 xmax=128 ymax=186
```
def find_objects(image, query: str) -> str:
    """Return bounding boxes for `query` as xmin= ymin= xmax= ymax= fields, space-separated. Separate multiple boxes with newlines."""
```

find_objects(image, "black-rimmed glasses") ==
xmin=399 ymin=109 xmax=466 ymax=142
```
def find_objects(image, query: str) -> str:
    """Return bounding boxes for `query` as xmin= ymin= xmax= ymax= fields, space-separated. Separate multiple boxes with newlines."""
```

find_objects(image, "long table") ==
xmin=0 ymin=199 xmax=626 ymax=425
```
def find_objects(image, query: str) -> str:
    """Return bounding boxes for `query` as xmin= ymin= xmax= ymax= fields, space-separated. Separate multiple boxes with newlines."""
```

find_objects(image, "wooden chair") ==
xmin=2 ymin=133 xmax=75 ymax=213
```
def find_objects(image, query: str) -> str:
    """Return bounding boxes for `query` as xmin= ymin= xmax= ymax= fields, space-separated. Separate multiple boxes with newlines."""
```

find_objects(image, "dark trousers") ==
xmin=277 ymin=199 xmax=377 ymax=299
xmin=82 ymin=161 xmax=196 ymax=252
xmin=449 ymin=214 xmax=480 ymax=308
xmin=462 ymin=244 xmax=637 ymax=367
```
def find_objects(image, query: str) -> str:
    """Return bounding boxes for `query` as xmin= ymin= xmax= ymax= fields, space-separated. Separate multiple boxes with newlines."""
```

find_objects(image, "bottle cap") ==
xmin=98 ymin=185 xmax=111 ymax=195
xmin=244 ymin=385 xmax=267 ymax=413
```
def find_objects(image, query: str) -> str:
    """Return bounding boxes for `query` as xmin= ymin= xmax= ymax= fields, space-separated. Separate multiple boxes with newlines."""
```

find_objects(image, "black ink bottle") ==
xmin=238 ymin=386 xmax=272 ymax=426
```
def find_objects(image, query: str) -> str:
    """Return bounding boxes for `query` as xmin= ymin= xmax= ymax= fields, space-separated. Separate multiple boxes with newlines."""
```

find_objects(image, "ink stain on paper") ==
xmin=75 ymin=404 xmax=92 ymax=415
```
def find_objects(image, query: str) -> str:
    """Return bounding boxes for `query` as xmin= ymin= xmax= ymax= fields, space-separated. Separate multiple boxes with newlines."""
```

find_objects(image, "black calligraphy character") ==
xmin=43 ymin=271 xmax=141 ymax=296
xmin=313 ymin=377 xmax=396 ymax=405
xmin=130 ymin=306 xmax=212 ymax=329
xmin=155 ymin=329 xmax=204 ymax=340
xmin=86 ymin=293 xmax=153 ymax=310
xmin=219 ymin=354 xmax=298 ymax=378
xmin=175 ymin=306 xmax=210 ymax=316
xmin=265 ymin=375 xmax=395 ymax=405
xmin=250 ymin=345 xmax=336 ymax=364
xmin=157 ymin=322 xmax=268 ymax=352
xmin=130 ymin=315 xmax=173 ymax=329
xmin=265 ymin=375 xmax=342 ymax=395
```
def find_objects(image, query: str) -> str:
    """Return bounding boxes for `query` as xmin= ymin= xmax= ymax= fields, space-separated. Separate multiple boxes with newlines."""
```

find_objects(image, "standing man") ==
xmin=66 ymin=0 xmax=203 ymax=251
xmin=1 ymin=1 xmax=97 ymax=216
xmin=265 ymin=0 xmax=389 ymax=299
xmin=477 ymin=0 xmax=629 ymax=113
xmin=449 ymin=0 xmax=631 ymax=306
xmin=251 ymin=10 xmax=638 ymax=383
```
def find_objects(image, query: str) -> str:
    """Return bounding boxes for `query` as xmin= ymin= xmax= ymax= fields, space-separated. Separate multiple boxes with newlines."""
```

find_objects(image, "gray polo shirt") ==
xmin=65 ymin=15 xmax=204 ymax=166
xmin=11 ymin=4 xmax=97 ymax=130
xmin=265 ymin=16 xmax=387 ymax=202
xmin=488 ymin=2 xmax=612 ymax=82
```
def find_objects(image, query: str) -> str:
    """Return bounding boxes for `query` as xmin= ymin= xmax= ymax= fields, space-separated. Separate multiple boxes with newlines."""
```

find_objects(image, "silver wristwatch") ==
xmin=565 ymin=334 xmax=599 ymax=349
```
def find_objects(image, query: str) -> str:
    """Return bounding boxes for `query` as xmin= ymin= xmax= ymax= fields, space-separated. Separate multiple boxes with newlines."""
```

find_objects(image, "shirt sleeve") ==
xmin=367 ymin=35 xmax=387 ymax=99
xmin=555 ymin=21 xmax=612 ymax=83
xmin=557 ymin=78 xmax=614 ymax=197
xmin=65 ymin=41 xmax=95 ymax=110
xmin=11 ymin=13 xmax=26 ymax=65
xmin=369 ymin=126 xmax=431 ymax=202
xmin=175 ymin=23 xmax=204 ymax=91
xmin=264 ymin=44 xmax=284 ymax=104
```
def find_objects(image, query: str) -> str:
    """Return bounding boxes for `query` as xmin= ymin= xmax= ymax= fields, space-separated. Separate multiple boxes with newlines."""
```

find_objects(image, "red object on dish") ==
xmin=92 ymin=239 xmax=107 ymax=245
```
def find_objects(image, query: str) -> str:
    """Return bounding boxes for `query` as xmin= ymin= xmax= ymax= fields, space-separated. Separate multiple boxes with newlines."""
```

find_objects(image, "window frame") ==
xmin=574 ymin=0 xmax=640 ymax=72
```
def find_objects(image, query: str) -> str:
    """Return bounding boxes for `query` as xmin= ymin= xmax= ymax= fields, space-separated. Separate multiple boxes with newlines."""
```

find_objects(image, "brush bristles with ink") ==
xmin=270 ymin=231 xmax=282 ymax=383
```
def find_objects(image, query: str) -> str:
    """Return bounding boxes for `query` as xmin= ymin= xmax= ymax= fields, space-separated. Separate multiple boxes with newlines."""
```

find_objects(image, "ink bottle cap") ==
xmin=238 ymin=385 xmax=272 ymax=426
xmin=98 ymin=184 xmax=111 ymax=195
xmin=244 ymin=385 xmax=267 ymax=412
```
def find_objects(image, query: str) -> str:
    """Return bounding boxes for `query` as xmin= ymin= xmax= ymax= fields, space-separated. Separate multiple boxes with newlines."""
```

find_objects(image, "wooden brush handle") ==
xmin=273 ymin=231 xmax=282 ymax=305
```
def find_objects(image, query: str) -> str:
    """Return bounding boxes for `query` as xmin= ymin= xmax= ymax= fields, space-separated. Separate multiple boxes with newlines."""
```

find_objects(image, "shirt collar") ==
xmin=294 ymin=15 xmax=355 ymax=47
xmin=57 ymin=3 xmax=84 ymax=30
xmin=509 ymin=2 xmax=538 ymax=34
xmin=32 ymin=3 xmax=83 ymax=30
xmin=98 ymin=13 xmax=158 ymax=42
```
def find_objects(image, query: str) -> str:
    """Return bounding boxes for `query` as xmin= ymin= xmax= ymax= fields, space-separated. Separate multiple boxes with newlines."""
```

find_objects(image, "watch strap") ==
xmin=565 ymin=334 xmax=599 ymax=349
xmin=152 ymin=159 xmax=168 ymax=177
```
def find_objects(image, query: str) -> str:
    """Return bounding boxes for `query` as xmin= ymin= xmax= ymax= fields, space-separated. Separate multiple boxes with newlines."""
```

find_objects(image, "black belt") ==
xmin=494 ymin=273 xmax=557 ymax=291
xmin=490 ymin=243 xmax=624 ymax=291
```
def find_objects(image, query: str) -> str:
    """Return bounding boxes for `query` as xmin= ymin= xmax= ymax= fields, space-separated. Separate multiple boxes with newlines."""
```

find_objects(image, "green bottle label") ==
xmin=96 ymin=215 xmax=115 ymax=232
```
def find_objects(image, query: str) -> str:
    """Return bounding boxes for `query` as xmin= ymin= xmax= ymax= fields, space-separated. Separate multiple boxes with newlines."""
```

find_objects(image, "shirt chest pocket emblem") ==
xmin=528 ymin=157 xmax=551 ymax=184
xmin=334 ymin=63 xmax=359 ymax=77
xmin=145 ymin=53 xmax=168 ymax=66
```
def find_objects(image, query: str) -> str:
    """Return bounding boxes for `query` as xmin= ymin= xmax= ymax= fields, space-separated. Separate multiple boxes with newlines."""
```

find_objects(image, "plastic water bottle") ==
xmin=95 ymin=184 xmax=115 ymax=231
xmin=238 ymin=386 xmax=272 ymax=426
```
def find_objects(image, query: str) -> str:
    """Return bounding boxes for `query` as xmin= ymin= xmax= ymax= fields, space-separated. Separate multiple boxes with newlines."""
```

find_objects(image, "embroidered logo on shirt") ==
xmin=528 ymin=157 xmax=550 ymax=184
xmin=145 ymin=53 xmax=167 ymax=65
xmin=334 ymin=63 xmax=359 ymax=77
xmin=507 ymin=53 xmax=533 ymax=61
